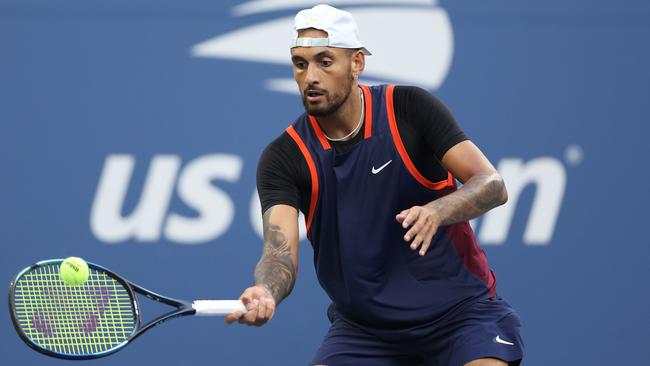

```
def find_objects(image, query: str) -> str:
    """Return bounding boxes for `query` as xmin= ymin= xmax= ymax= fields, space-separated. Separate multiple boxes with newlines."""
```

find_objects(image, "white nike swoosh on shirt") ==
xmin=371 ymin=160 xmax=393 ymax=174
xmin=494 ymin=335 xmax=515 ymax=346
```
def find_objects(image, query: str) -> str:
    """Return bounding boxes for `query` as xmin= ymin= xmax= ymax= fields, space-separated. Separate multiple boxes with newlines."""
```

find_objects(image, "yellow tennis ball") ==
xmin=60 ymin=257 xmax=89 ymax=286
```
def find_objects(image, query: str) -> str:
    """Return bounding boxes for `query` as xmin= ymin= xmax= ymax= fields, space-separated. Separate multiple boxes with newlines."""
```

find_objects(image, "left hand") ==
xmin=396 ymin=204 xmax=441 ymax=256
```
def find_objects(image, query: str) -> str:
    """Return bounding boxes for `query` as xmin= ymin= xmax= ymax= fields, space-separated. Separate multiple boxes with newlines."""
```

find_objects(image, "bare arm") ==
xmin=225 ymin=204 xmax=299 ymax=326
xmin=396 ymin=140 xmax=507 ymax=255
xmin=430 ymin=140 xmax=507 ymax=225
xmin=254 ymin=204 xmax=299 ymax=304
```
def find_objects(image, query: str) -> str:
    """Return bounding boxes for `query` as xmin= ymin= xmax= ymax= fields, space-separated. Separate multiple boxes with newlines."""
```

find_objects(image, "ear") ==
xmin=351 ymin=50 xmax=365 ymax=79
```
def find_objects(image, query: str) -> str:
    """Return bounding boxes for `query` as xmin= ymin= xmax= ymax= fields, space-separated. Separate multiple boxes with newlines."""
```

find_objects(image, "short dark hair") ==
xmin=346 ymin=48 xmax=362 ymax=56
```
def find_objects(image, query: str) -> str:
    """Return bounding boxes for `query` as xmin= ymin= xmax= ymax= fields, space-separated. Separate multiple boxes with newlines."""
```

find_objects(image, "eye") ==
xmin=320 ymin=59 xmax=333 ymax=67
xmin=294 ymin=61 xmax=306 ymax=70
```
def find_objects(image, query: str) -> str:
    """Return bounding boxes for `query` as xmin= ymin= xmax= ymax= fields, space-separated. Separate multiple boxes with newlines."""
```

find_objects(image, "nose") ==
xmin=304 ymin=63 xmax=319 ymax=85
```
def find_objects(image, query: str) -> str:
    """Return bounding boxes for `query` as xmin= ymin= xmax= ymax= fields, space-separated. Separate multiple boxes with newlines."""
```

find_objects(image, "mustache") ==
xmin=303 ymin=85 xmax=327 ymax=94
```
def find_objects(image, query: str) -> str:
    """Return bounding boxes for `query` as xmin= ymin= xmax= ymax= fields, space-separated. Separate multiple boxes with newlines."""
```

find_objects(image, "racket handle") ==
xmin=192 ymin=300 xmax=246 ymax=316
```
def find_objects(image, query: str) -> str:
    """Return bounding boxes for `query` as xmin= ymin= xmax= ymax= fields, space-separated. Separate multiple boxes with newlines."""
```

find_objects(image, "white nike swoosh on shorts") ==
xmin=494 ymin=335 xmax=515 ymax=346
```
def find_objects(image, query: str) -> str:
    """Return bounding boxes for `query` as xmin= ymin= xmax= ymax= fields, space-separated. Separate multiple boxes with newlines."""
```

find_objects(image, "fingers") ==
xmin=239 ymin=299 xmax=260 ymax=324
xmin=404 ymin=214 xmax=427 ymax=242
xmin=227 ymin=287 xmax=276 ymax=327
xmin=224 ymin=311 xmax=243 ymax=324
xmin=401 ymin=208 xmax=420 ymax=230
xmin=398 ymin=206 xmax=439 ymax=256
xmin=395 ymin=209 xmax=409 ymax=223
xmin=416 ymin=222 xmax=437 ymax=256
xmin=225 ymin=289 xmax=253 ymax=325
xmin=263 ymin=298 xmax=275 ymax=320
xmin=400 ymin=207 xmax=424 ymax=241
xmin=408 ymin=226 xmax=427 ymax=251
xmin=257 ymin=297 xmax=275 ymax=322
xmin=241 ymin=297 xmax=275 ymax=326
xmin=255 ymin=297 xmax=268 ymax=323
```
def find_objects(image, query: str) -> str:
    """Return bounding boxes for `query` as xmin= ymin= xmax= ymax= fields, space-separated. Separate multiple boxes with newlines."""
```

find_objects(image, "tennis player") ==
xmin=226 ymin=4 xmax=524 ymax=366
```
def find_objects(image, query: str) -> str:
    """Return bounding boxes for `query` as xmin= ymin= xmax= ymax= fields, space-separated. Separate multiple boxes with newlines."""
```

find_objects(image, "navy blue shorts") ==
xmin=312 ymin=297 xmax=524 ymax=366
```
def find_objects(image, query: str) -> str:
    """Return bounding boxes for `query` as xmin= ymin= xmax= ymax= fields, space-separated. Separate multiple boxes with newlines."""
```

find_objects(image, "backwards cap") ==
xmin=292 ymin=4 xmax=371 ymax=55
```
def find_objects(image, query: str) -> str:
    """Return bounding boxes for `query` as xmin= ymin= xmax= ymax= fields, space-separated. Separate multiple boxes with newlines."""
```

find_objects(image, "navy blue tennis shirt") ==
xmin=259 ymin=84 xmax=496 ymax=335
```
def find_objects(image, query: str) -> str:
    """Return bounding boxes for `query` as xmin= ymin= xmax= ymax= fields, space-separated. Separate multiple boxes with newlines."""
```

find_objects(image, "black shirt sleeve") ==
xmin=256 ymin=85 xmax=468 ymax=216
xmin=393 ymin=85 xmax=468 ymax=182
xmin=256 ymin=133 xmax=311 ymax=215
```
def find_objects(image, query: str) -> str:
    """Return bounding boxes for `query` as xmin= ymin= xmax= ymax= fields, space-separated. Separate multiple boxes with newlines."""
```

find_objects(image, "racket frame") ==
xmin=8 ymin=259 xmax=199 ymax=360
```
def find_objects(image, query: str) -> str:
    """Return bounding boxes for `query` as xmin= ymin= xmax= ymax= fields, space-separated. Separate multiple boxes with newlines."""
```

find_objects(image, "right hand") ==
xmin=224 ymin=286 xmax=276 ymax=326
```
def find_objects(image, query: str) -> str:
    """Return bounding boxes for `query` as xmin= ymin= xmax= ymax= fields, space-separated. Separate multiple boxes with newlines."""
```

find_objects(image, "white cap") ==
xmin=292 ymin=4 xmax=371 ymax=55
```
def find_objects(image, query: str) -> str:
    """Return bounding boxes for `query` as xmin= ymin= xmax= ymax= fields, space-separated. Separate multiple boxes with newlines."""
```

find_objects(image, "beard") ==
xmin=301 ymin=76 xmax=354 ymax=117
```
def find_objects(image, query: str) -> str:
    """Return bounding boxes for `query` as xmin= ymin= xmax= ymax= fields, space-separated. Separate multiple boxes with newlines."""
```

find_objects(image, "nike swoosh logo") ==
xmin=371 ymin=160 xmax=393 ymax=174
xmin=494 ymin=335 xmax=514 ymax=346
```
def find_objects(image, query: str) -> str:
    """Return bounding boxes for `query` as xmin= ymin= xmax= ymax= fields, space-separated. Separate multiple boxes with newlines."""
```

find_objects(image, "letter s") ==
xmin=164 ymin=154 xmax=243 ymax=244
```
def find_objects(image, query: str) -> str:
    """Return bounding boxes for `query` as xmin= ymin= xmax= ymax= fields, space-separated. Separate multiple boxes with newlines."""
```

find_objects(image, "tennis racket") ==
xmin=8 ymin=258 xmax=246 ymax=359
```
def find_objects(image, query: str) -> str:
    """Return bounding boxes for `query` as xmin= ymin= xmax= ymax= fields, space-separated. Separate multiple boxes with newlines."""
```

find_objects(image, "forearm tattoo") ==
xmin=254 ymin=207 xmax=296 ymax=304
xmin=432 ymin=173 xmax=507 ymax=226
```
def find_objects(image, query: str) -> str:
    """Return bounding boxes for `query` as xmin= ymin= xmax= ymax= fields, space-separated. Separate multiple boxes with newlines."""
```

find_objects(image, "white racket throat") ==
xmin=191 ymin=300 xmax=246 ymax=316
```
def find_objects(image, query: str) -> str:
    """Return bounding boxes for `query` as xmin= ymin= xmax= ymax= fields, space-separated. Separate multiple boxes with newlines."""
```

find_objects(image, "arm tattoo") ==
xmin=431 ymin=172 xmax=507 ymax=226
xmin=254 ymin=207 xmax=296 ymax=304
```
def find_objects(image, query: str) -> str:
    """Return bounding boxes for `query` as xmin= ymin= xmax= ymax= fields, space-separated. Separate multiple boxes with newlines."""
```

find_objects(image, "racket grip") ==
xmin=192 ymin=300 xmax=246 ymax=316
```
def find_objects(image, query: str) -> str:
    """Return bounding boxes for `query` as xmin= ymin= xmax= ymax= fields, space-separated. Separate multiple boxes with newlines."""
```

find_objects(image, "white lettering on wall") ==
xmin=91 ymin=154 xmax=569 ymax=246
xmin=91 ymin=154 xmax=242 ymax=244
xmin=479 ymin=157 xmax=566 ymax=245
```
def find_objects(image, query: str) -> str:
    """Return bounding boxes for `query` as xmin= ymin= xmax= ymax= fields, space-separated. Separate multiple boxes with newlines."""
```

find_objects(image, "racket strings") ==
xmin=12 ymin=263 xmax=136 ymax=356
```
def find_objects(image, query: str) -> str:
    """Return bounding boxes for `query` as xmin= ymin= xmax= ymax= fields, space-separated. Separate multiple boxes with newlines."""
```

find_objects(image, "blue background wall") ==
xmin=1 ymin=1 xmax=649 ymax=365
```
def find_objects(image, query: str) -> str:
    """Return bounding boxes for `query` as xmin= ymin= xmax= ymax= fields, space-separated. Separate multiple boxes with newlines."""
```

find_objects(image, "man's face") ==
xmin=291 ymin=29 xmax=355 ymax=116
